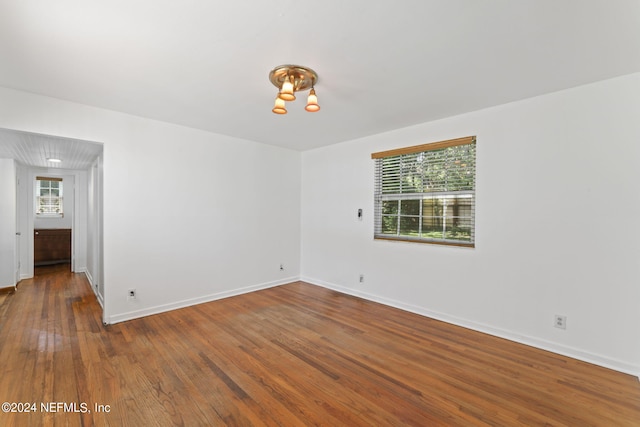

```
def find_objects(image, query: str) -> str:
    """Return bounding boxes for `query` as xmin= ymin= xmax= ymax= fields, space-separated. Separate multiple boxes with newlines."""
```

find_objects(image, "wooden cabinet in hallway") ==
xmin=34 ymin=228 xmax=71 ymax=266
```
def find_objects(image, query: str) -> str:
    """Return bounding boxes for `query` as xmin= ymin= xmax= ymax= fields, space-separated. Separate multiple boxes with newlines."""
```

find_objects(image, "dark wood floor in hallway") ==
xmin=1 ymin=266 xmax=639 ymax=426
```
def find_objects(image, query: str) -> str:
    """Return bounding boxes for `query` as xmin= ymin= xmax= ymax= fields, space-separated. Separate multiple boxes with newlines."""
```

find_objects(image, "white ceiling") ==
xmin=0 ymin=0 xmax=639 ymax=154
xmin=0 ymin=128 xmax=103 ymax=170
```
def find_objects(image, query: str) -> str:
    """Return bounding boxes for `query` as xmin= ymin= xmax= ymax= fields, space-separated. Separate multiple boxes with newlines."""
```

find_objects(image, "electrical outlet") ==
xmin=554 ymin=315 xmax=566 ymax=329
xmin=128 ymin=289 xmax=136 ymax=300
xmin=359 ymin=274 xmax=364 ymax=283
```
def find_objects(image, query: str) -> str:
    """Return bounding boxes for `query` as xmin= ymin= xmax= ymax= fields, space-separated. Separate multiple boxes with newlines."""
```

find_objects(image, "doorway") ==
xmin=0 ymin=128 xmax=103 ymax=298
xmin=33 ymin=174 xmax=74 ymax=271
xmin=15 ymin=165 xmax=20 ymax=284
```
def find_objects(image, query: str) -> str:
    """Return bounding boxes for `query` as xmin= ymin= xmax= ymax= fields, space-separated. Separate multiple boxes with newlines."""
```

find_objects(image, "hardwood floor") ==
xmin=1 ymin=267 xmax=639 ymax=426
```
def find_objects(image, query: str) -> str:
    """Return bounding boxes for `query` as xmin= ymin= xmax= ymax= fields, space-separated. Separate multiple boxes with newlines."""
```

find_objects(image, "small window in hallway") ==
xmin=36 ymin=176 xmax=64 ymax=217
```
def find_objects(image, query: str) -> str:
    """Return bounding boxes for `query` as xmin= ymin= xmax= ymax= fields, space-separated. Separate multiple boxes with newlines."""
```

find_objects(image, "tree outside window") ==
xmin=372 ymin=137 xmax=476 ymax=247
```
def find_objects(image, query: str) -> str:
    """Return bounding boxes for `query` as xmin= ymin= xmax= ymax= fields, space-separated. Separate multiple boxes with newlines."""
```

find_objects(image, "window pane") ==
xmin=399 ymin=217 xmax=420 ymax=236
xmin=447 ymin=145 xmax=476 ymax=191
xmin=422 ymin=150 xmax=447 ymax=192
xmin=381 ymin=216 xmax=398 ymax=234
xmin=422 ymin=196 xmax=473 ymax=241
xmin=381 ymin=157 xmax=401 ymax=194
xmin=422 ymin=198 xmax=443 ymax=217
xmin=399 ymin=199 xmax=420 ymax=215
xmin=35 ymin=179 xmax=63 ymax=216
xmin=421 ymin=223 xmax=444 ymax=239
xmin=382 ymin=200 xmax=398 ymax=215
xmin=400 ymin=153 xmax=422 ymax=193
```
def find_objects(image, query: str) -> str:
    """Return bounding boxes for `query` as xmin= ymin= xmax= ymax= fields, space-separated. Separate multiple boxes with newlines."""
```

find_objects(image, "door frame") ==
xmin=15 ymin=163 xmax=20 ymax=284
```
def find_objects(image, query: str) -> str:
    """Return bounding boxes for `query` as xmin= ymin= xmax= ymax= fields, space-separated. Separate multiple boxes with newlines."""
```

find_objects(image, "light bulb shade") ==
xmin=272 ymin=96 xmax=287 ymax=114
xmin=269 ymin=65 xmax=319 ymax=112
xmin=305 ymin=88 xmax=320 ymax=112
xmin=278 ymin=77 xmax=296 ymax=101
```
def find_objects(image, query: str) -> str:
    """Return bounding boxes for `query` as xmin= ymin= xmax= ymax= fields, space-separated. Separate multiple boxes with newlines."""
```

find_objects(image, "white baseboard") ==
xmin=83 ymin=270 xmax=104 ymax=308
xmin=106 ymin=276 xmax=300 ymax=325
xmin=84 ymin=269 xmax=94 ymax=288
xmin=301 ymin=276 xmax=640 ymax=379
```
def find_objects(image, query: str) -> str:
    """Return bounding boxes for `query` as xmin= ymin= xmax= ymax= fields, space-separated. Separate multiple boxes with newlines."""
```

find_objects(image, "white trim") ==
xmin=301 ymin=276 xmax=640 ymax=379
xmin=105 ymin=276 xmax=300 ymax=325
xmin=84 ymin=269 xmax=93 ymax=285
xmin=83 ymin=270 xmax=103 ymax=308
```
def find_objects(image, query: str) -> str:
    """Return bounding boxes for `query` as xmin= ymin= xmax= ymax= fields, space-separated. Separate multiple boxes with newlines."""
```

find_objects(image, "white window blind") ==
xmin=372 ymin=136 xmax=476 ymax=247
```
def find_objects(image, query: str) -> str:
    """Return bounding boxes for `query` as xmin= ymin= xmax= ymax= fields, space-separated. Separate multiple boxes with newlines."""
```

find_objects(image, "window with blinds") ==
xmin=36 ymin=176 xmax=64 ymax=217
xmin=372 ymin=136 xmax=476 ymax=247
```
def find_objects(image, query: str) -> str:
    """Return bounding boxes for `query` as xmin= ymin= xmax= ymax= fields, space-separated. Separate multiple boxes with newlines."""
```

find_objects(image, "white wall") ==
xmin=74 ymin=169 xmax=88 ymax=273
xmin=87 ymin=153 xmax=104 ymax=305
xmin=16 ymin=162 xmax=28 ymax=280
xmin=0 ymin=158 xmax=16 ymax=288
xmin=301 ymin=73 xmax=640 ymax=376
xmin=0 ymin=86 xmax=302 ymax=324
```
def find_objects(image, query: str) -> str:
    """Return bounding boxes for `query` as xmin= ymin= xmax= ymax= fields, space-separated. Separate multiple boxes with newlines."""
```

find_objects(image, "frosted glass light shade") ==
xmin=305 ymin=88 xmax=320 ymax=112
xmin=278 ymin=77 xmax=296 ymax=101
xmin=272 ymin=96 xmax=287 ymax=114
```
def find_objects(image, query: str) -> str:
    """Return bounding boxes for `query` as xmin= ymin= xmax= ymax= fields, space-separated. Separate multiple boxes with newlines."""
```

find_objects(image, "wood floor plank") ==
xmin=1 ymin=267 xmax=639 ymax=426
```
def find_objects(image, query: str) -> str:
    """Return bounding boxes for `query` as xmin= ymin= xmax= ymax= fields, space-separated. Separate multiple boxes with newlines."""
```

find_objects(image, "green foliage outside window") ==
xmin=374 ymin=138 xmax=476 ymax=246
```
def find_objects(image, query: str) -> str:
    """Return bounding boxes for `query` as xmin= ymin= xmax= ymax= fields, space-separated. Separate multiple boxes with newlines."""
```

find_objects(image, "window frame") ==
xmin=35 ymin=176 xmax=64 ymax=218
xmin=371 ymin=136 xmax=476 ymax=247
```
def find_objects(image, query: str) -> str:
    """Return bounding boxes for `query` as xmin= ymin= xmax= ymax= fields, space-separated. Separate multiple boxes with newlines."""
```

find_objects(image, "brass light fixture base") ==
xmin=269 ymin=65 xmax=318 ymax=93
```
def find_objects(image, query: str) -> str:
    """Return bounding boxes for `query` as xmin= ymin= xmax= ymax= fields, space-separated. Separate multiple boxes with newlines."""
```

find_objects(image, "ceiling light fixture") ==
xmin=269 ymin=65 xmax=320 ymax=114
xmin=47 ymin=158 xmax=62 ymax=163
